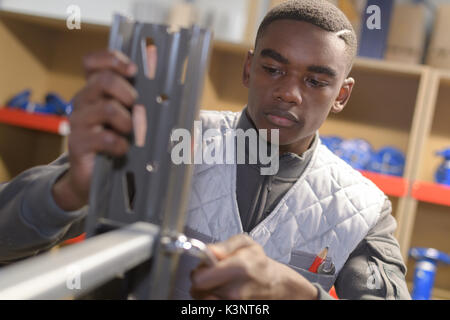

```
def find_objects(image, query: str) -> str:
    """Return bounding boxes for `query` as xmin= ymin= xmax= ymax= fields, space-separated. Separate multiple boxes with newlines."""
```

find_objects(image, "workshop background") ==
xmin=0 ymin=0 xmax=449 ymax=299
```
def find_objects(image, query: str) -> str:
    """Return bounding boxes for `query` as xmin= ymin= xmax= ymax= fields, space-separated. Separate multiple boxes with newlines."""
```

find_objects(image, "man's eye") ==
xmin=306 ymin=78 xmax=328 ymax=88
xmin=263 ymin=66 xmax=283 ymax=76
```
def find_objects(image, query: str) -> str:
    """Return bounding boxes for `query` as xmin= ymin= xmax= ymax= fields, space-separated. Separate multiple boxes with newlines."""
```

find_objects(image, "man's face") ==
xmin=243 ymin=19 xmax=354 ymax=155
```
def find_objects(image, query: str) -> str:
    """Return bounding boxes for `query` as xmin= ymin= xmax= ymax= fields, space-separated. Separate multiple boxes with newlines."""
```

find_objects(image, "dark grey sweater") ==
xmin=236 ymin=109 xmax=317 ymax=233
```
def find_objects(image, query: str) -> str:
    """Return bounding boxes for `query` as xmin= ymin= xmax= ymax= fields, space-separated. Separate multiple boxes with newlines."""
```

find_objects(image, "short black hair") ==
xmin=256 ymin=0 xmax=358 ymax=73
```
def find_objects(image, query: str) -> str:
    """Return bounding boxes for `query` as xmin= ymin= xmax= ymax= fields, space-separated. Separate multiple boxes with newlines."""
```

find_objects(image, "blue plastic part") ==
xmin=6 ymin=89 xmax=32 ymax=109
xmin=410 ymin=247 xmax=450 ymax=264
xmin=436 ymin=149 xmax=450 ymax=159
xmin=45 ymin=93 xmax=72 ymax=116
xmin=367 ymin=146 xmax=405 ymax=176
xmin=320 ymin=135 xmax=343 ymax=154
xmin=5 ymin=90 xmax=72 ymax=116
xmin=409 ymin=247 xmax=450 ymax=300
xmin=338 ymin=139 xmax=374 ymax=170
xmin=32 ymin=104 xmax=59 ymax=115
xmin=435 ymin=148 xmax=450 ymax=186
xmin=411 ymin=261 xmax=436 ymax=300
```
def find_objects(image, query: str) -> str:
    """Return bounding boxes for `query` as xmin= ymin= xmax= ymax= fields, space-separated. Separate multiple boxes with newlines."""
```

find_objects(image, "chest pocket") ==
xmin=288 ymin=250 xmax=337 ymax=292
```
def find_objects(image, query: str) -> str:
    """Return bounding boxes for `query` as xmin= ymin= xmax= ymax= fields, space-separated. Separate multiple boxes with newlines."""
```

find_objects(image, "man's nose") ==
xmin=274 ymin=76 xmax=303 ymax=106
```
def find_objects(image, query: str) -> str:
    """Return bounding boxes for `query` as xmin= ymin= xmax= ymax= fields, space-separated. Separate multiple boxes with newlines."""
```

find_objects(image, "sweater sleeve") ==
xmin=0 ymin=154 xmax=87 ymax=264
xmin=330 ymin=199 xmax=411 ymax=300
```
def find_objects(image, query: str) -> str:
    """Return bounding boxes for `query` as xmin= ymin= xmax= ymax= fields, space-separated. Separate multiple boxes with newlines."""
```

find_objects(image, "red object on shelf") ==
xmin=359 ymin=170 xmax=408 ymax=197
xmin=0 ymin=107 xmax=69 ymax=135
xmin=63 ymin=233 xmax=86 ymax=245
xmin=412 ymin=181 xmax=450 ymax=207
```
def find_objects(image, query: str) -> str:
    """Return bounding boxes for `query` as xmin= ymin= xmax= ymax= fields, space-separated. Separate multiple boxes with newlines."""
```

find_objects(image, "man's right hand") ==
xmin=52 ymin=51 xmax=138 ymax=211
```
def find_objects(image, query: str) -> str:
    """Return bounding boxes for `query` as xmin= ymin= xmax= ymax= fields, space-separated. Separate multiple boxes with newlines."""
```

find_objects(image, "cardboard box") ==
xmin=426 ymin=4 xmax=450 ymax=69
xmin=385 ymin=3 xmax=427 ymax=64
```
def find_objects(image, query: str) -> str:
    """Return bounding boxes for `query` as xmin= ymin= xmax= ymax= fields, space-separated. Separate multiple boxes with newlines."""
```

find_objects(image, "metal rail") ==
xmin=0 ymin=222 xmax=158 ymax=300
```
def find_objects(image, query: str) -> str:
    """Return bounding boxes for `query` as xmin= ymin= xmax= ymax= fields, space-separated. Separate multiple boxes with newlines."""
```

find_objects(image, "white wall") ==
xmin=0 ymin=0 xmax=255 ymax=43
xmin=0 ymin=0 xmax=135 ymax=25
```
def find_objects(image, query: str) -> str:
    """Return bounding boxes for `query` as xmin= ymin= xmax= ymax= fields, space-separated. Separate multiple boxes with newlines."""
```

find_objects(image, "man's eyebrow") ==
xmin=307 ymin=65 xmax=337 ymax=78
xmin=260 ymin=48 xmax=290 ymax=64
xmin=260 ymin=49 xmax=337 ymax=78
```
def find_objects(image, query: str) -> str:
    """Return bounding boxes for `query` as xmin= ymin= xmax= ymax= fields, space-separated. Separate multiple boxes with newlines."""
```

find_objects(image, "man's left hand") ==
xmin=190 ymin=234 xmax=319 ymax=300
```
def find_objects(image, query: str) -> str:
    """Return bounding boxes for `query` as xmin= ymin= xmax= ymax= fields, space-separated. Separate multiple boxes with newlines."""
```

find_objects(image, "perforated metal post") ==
xmin=86 ymin=15 xmax=212 ymax=299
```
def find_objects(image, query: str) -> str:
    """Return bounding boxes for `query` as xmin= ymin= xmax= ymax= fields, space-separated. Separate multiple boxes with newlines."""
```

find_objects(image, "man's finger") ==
xmin=72 ymin=99 xmax=133 ymax=135
xmin=85 ymin=70 xmax=138 ymax=107
xmin=83 ymin=50 xmax=137 ymax=78
xmin=88 ymin=127 xmax=130 ymax=157
xmin=68 ymin=126 xmax=129 ymax=159
xmin=190 ymin=254 xmax=250 ymax=291
xmin=208 ymin=234 xmax=255 ymax=259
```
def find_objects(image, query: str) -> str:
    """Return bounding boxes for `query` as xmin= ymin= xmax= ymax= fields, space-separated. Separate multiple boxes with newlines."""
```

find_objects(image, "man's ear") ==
xmin=242 ymin=50 xmax=254 ymax=88
xmin=332 ymin=77 xmax=355 ymax=114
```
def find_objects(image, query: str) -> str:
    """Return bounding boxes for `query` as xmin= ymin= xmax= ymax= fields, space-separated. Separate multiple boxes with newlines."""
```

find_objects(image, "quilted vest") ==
xmin=172 ymin=110 xmax=387 ymax=299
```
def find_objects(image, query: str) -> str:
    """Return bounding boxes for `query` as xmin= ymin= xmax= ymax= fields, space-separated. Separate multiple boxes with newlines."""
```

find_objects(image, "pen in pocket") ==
xmin=308 ymin=247 xmax=328 ymax=273
xmin=309 ymin=247 xmax=339 ymax=299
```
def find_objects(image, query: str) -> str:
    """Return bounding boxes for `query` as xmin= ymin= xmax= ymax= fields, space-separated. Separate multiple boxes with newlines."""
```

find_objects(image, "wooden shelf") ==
xmin=415 ymin=72 xmax=450 ymax=184
xmin=0 ymin=108 xmax=69 ymax=135
xmin=400 ymin=70 xmax=450 ymax=291
xmin=213 ymin=40 xmax=252 ymax=55
xmin=407 ymin=201 xmax=450 ymax=292
xmin=359 ymin=170 xmax=408 ymax=197
xmin=412 ymin=181 xmax=450 ymax=207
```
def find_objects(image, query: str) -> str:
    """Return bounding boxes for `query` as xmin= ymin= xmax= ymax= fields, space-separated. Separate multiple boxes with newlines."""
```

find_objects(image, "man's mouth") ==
xmin=265 ymin=110 xmax=299 ymax=128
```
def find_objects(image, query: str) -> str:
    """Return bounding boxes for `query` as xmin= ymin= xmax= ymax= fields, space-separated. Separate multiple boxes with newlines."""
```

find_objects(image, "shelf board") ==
xmin=412 ymin=181 xmax=450 ymax=207
xmin=353 ymin=56 xmax=428 ymax=77
xmin=213 ymin=40 xmax=252 ymax=55
xmin=0 ymin=108 xmax=69 ymax=136
xmin=211 ymin=40 xmax=429 ymax=75
xmin=359 ymin=170 xmax=408 ymax=197
xmin=438 ymin=69 xmax=450 ymax=83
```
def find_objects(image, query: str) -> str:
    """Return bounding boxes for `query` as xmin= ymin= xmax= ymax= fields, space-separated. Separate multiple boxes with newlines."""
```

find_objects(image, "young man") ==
xmin=0 ymin=0 xmax=410 ymax=299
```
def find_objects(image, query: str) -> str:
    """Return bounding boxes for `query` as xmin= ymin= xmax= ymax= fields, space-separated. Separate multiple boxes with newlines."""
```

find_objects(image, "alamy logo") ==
xmin=66 ymin=5 xmax=81 ymax=30
xmin=170 ymin=121 xmax=280 ymax=175
xmin=366 ymin=5 xmax=381 ymax=30
xmin=66 ymin=265 xmax=81 ymax=290
xmin=366 ymin=262 xmax=382 ymax=290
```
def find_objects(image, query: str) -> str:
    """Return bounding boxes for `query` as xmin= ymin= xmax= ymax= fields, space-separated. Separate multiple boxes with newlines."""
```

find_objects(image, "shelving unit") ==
xmin=0 ymin=108 xmax=69 ymax=135
xmin=0 ymin=10 xmax=107 ymax=182
xmin=0 ymin=5 xmax=448 ymax=299
xmin=0 ymin=108 xmax=69 ymax=180
xmin=401 ymin=70 xmax=450 ymax=298
xmin=359 ymin=170 xmax=408 ymax=198
xmin=201 ymin=40 xmax=251 ymax=112
xmin=412 ymin=181 xmax=450 ymax=207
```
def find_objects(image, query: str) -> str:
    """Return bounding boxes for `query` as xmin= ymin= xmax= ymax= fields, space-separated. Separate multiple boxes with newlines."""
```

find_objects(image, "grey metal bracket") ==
xmin=160 ymin=233 xmax=218 ymax=267
xmin=85 ymin=14 xmax=212 ymax=299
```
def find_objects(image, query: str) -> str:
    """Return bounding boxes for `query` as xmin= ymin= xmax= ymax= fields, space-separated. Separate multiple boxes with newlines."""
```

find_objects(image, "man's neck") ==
xmin=279 ymin=135 xmax=316 ymax=156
